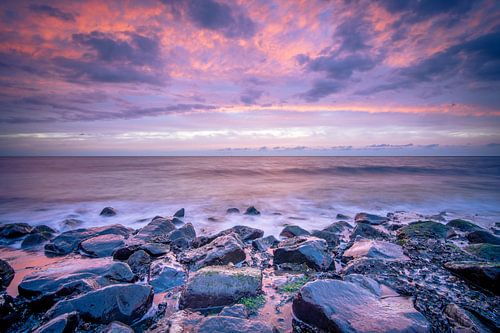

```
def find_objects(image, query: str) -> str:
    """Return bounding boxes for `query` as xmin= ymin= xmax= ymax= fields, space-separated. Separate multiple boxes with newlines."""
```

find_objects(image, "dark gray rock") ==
xmin=178 ymin=233 xmax=246 ymax=270
xmin=279 ymin=225 xmax=310 ymax=238
xmin=197 ymin=316 xmax=273 ymax=333
xmin=127 ymin=250 xmax=151 ymax=276
xmin=173 ymin=208 xmax=185 ymax=218
xmin=350 ymin=222 xmax=389 ymax=240
xmin=34 ymin=311 xmax=79 ymax=333
xmin=244 ymin=206 xmax=260 ymax=215
xmin=464 ymin=243 xmax=500 ymax=261
xmin=172 ymin=217 xmax=184 ymax=226
xmin=219 ymin=304 xmax=248 ymax=318
xmin=444 ymin=261 xmax=500 ymax=295
xmin=273 ymin=236 xmax=332 ymax=271
xmin=0 ymin=223 xmax=32 ymax=238
xmin=21 ymin=232 xmax=53 ymax=248
xmin=211 ymin=225 xmax=264 ymax=243
xmin=113 ymin=243 xmax=168 ymax=261
xmin=80 ymin=234 xmax=126 ymax=258
xmin=45 ymin=224 xmax=131 ymax=256
xmin=100 ymin=207 xmax=117 ymax=217
xmin=179 ymin=265 xmax=261 ymax=309
xmin=323 ymin=221 xmax=352 ymax=234
xmin=252 ymin=235 xmax=279 ymax=252
xmin=134 ymin=218 xmax=176 ymax=243
xmin=336 ymin=214 xmax=351 ymax=220
xmin=0 ymin=259 xmax=15 ymax=289
xmin=293 ymin=277 xmax=430 ymax=332
xmin=149 ymin=261 xmax=187 ymax=293
xmin=0 ymin=292 xmax=18 ymax=327
xmin=397 ymin=221 xmax=454 ymax=240
xmin=101 ymin=321 xmax=134 ymax=333
xmin=311 ymin=230 xmax=340 ymax=248
xmin=354 ymin=212 xmax=388 ymax=225
xmin=60 ymin=218 xmax=84 ymax=229
xmin=467 ymin=230 xmax=500 ymax=245
xmin=226 ymin=208 xmax=240 ymax=214
xmin=342 ymin=239 xmax=409 ymax=262
xmin=32 ymin=225 xmax=57 ymax=234
xmin=446 ymin=219 xmax=484 ymax=232
xmin=154 ymin=223 xmax=196 ymax=252
xmin=47 ymin=284 xmax=153 ymax=324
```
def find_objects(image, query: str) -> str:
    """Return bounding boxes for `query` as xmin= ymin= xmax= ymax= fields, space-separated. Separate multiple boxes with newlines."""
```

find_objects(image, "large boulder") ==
xmin=0 ymin=259 xmax=15 ymax=289
xmin=273 ymin=236 xmax=332 ymax=271
xmin=467 ymin=230 xmax=500 ymax=245
xmin=178 ymin=233 xmax=246 ymax=270
xmin=127 ymin=250 xmax=151 ymax=277
xmin=101 ymin=321 xmax=134 ymax=333
xmin=153 ymin=223 xmax=196 ymax=251
xmin=100 ymin=207 xmax=117 ymax=217
xmin=199 ymin=226 xmax=264 ymax=246
xmin=293 ymin=276 xmax=430 ymax=332
xmin=397 ymin=221 xmax=453 ymax=240
xmin=350 ymin=223 xmax=389 ymax=240
xmin=446 ymin=219 xmax=484 ymax=232
xmin=149 ymin=261 xmax=187 ymax=293
xmin=342 ymin=239 xmax=409 ymax=262
xmin=133 ymin=217 xmax=176 ymax=243
xmin=47 ymin=284 xmax=153 ymax=324
xmin=34 ymin=311 xmax=79 ymax=333
xmin=244 ymin=206 xmax=260 ymax=215
xmin=45 ymin=225 xmax=131 ymax=256
xmin=464 ymin=244 xmax=500 ymax=261
xmin=80 ymin=234 xmax=126 ymax=257
xmin=444 ymin=261 xmax=500 ymax=295
xmin=252 ymin=235 xmax=279 ymax=252
xmin=179 ymin=265 xmax=261 ymax=309
xmin=21 ymin=233 xmax=53 ymax=249
xmin=354 ymin=213 xmax=388 ymax=225
xmin=279 ymin=225 xmax=310 ymax=238
xmin=323 ymin=221 xmax=352 ymax=234
xmin=311 ymin=230 xmax=340 ymax=248
xmin=0 ymin=223 xmax=32 ymax=238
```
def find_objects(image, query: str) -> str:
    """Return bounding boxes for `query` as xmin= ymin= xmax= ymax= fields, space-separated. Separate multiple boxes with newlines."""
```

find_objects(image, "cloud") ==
xmin=29 ymin=4 xmax=75 ymax=22
xmin=333 ymin=17 xmax=371 ymax=53
xmin=379 ymin=0 xmax=475 ymax=22
xmin=367 ymin=143 xmax=414 ymax=148
xmin=300 ymin=80 xmax=344 ymax=102
xmin=240 ymin=89 xmax=263 ymax=104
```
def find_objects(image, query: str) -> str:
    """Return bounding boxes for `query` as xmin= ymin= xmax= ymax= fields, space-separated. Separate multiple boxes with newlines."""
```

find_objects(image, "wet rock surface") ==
xmin=0 ymin=223 xmax=32 ymax=239
xmin=466 ymin=230 xmax=500 ymax=245
xmin=280 ymin=225 xmax=310 ymax=238
xmin=80 ymin=234 xmax=126 ymax=257
xmin=100 ymin=207 xmax=117 ymax=217
xmin=274 ymin=236 xmax=332 ymax=271
xmin=34 ymin=311 xmax=79 ymax=333
xmin=343 ymin=239 xmax=409 ymax=262
xmin=252 ymin=235 xmax=279 ymax=252
xmin=0 ymin=259 xmax=15 ymax=289
xmin=354 ymin=212 xmax=388 ymax=225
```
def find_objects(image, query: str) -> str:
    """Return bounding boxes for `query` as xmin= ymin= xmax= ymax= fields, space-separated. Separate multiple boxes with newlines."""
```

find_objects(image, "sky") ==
xmin=0 ymin=0 xmax=499 ymax=156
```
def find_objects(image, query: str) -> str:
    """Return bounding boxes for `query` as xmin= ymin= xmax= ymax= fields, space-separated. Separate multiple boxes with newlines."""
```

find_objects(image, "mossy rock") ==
xmin=446 ymin=219 xmax=484 ymax=232
xmin=464 ymin=243 xmax=500 ymax=262
xmin=397 ymin=221 xmax=453 ymax=240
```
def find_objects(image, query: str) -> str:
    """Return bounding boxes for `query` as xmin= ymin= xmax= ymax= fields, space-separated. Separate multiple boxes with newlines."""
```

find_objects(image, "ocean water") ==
xmin=0 ymin=156 xmax=499 ymax=237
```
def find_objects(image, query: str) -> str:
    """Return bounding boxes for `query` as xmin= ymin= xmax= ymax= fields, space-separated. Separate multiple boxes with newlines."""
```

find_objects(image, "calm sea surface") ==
xmin=0 ymin=157 xmax=499 ymax=236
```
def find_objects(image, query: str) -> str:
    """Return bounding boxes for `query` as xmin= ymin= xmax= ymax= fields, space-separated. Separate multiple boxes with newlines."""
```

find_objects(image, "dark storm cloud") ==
xmin=240 ymin=89 xmax=263 ymax=104
xmin=305 ymin=54 xmax=376 ymax=80
xmin=379 ymin=0 xmax=475 ymax=21
xmin=300 ymin=80 xmax=344 ymax=102
xmin=29 ymin=4 xmax=75 ymax=22
xmin=334 ymin=18 xmax=371 ymax=53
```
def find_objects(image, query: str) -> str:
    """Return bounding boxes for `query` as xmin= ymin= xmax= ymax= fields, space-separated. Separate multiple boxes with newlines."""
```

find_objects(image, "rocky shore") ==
xmin=0 ymin=207 xmax=499 ymax=332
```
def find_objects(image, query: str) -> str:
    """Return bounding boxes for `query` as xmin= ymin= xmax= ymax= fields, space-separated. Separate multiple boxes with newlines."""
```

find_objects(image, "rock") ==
xmin=32 ymin=225 xmax=57 ymax=234
xmin=0 ymin=259 xmax=14 ymax=289
xmin=323 ymin=221 xmax=352 ymax=234
xmin=219 ymin=304 xmax=248 ymax=318
xmin=47 ymin=284 xmax=153 ymax=324
xmin=444 ymin=261 xmax=500 ymax=295
xmin=354 ymin=212 xmax=388 ymax=225
xmin=179 ymin=265 xmax=262 ymax=309
xmin=343 ymin=239 xmax=409 ymax=262
xmin=127 ymin=250 xmax=151 ymax=276
xmin=134 ymin=217 xmax=176 ymax=243
xmin=100 ymin=207 xmax=117 ymax=217
xmin=149 ymin=261 xmax=187 ymax=293
xmin=45 ymin=224 xmax=131 ymax=256
xmin=178 ymin=234 xmax=246 ymax=270
xmin=464 ymin=243 xmax=500 ymax=261
xmin=173 ymin=208 xmax=185 ymax=218
xmin=60 ymin=218 xmax=84 ymax=229
xmin=467 ymin=230 xmax=500 ymax=245
xmin=273 ymin=236 xmax=332 ymax=271
xmin=293 ymin=277 xmax=430 ymax=333
xmin=18 ymin=259 xmax=135 ymax=302
xmin=34 ymin=311 xmax=79 ymax=333
xmin=101 ymin=321 xmax=134 ymax=333
xmin=351 ymin=222 xmax=389 ymax=240
xmin=444 ymin=303 xmax=483 ymax=332
xmin=226 ymin=208 xmax=240 ymax=214
xmin=446 ymin=219 xmax=484 ymax=232
xmin=311 ymin=230 xmax=340 ymax=248
xmin=336 ymin=213 xmax=350 ymax=220
xmin=172 ymin=217 xmax=184 ymax=226
xmin=196 ymin=316 xmax=274 ymax=333
xmin=397 ymin=221 xmax=453 ymax=240
xmin=21 ymin=232 xmax=53 ymax=248
xmin=0 ymin=223 xmax=32 ymax=238
xmin=252 ymin=235 xmax=279 ymax=252
xmin=210 ymin=225 xmax=263 ymax=243
xmin=154 ymin=223 xmax=196 ymax=252
xmin=113 ymin=243 xmax=167 ymax=261
xmin=279 ymin=225 xmax=310 ymax=238
xmin=244 ymin=206 xmax=260 ymax=215
xmin=0 ymin=292 xmax=18 ymax=326
xmin=80 ymin=234 xmax=126 ymax=258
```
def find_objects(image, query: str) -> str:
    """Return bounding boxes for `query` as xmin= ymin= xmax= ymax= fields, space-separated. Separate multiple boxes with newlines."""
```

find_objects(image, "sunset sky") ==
xmin=0 ymin=0 xmax=499 ymax=155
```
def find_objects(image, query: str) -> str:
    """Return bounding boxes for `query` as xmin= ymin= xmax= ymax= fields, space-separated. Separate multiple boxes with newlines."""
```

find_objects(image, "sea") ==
xmin=0 ymin=156 xmax=499 ymax=239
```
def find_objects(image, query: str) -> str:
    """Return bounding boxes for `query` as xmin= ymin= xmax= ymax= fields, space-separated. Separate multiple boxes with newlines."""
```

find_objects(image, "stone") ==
xmin=0 ymin=259 xmax=15 ymax=289
xmin=444 ymin=303 xmax=483 ymax=332
xmin=219 ymin=304 xmax=248 ymax=318
xmin=0 ymin=292 xmax=18 ymax=326
xmin=226 ymin=208 xmax=240 ymax=214
xmin=444 ymin=261 xmax=500 ymax=295
xmin=196 ymin=316 xmax=274 ymax=333
xmin=127 ymin=250 xmax=151 ymax=276
xmin=60 ymin=218 xmax=84 ymax=229
xmin=155 ymin=223 xmax=196 ymax=251
xmin=45 ymin=224 xmax=131 ymax=256
xmin=178 ymin=233 xmax=246 ymax=270
xmin=208 ymin=225 xmax=263 ymax=243
xmin=101 ymin=321 xmax=134 ymax=333
xmin=323 ymin=221 xmax=352 ymax=234
xmin=343 ymin=239 xmax=409 ymax=262
xmin=34 ymin=311 xmax=79 ymax=333
xmin=467 ymin=230 xmax=500 ymax=245
xmin=179 ymin=265 xmax=262 ymax=309
xmin=244 ymin=206 xmax=260 ymax=215
xmin=173 ymin=208 xmax=185 ymax=218
xmin=354 ymin=212 xmax=388 ymax=225
xmin=446 ymin=219 xmax=484 ymax=232
xmin=32 ymin=225 xmax=57 ymax=234
xmin=80 ymin=234 xmax=126 ymax=257
xmin=100 ymin=207 xmax=117 ymax=216
xmin=21 ymin=233 xmax=53 ymax=248
xmin=252 ymin=235 xmax=279 ymax=252
xmin=311 ymin=230 xmax=340 ymax=248
xmin=149 ymin=261 xmax=187 ymax=293
xmin=47 ymin=284 xmax=153 ymax=325
xmin=397 ymin=221 xmax=453 ymax=240
xmin=273 ymin=236 xmax=332 ymax=271
xmin=336 ymin=214 xmax=350 ymax=220
xmin=350 ymin=222 xmax=389 ymax=240
xmin=464 ymin=243 xmax=500 ymax=261
xmin=279 ymin=225 xmax=310 ymax=238
xmin=293 ymin=277 xmax=430 ymax=333
xmin=0 ymin=223 xmax=32 ymax=238
xmin=172 ymin=217 xmax=184 ymax=226
xmin=134 ymin=218 xmax=176 ymax=243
